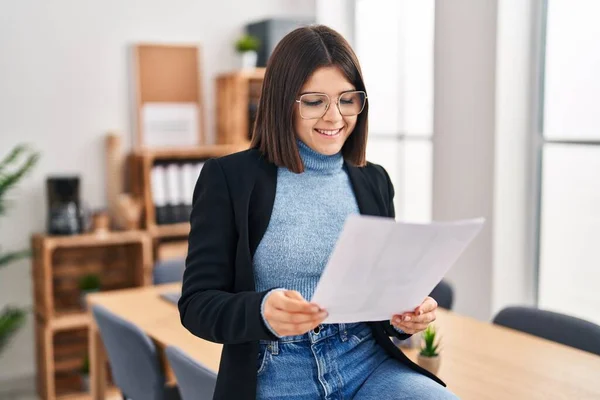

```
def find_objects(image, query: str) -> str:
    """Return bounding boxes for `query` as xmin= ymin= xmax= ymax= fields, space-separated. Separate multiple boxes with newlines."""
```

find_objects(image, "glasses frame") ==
xmin=295 ymin=90 xmax=368 ymax=120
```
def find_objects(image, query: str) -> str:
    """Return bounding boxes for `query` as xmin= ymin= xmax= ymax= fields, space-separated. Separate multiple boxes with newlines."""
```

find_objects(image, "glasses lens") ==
xmin=299 ymin=94 xmax=329 ymax=119
xmin=339 ymin=91 xmax=366 ymax=116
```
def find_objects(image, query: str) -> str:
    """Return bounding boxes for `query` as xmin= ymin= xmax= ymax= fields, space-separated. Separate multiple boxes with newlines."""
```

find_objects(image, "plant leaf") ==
xmin=0 ymin=306 xmax=27 ymax=355
xmin=0 ymin=145 xmax=27 ymax=173
xmin=0 ymin=250 xmax=31 ymax=268
xmin=0 ymin=146 xmax=40 ymax=216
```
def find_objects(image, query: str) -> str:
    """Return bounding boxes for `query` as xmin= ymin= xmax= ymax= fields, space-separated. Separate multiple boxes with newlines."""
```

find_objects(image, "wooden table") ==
xmin=87 ymin=284 xmax=600 ymax=400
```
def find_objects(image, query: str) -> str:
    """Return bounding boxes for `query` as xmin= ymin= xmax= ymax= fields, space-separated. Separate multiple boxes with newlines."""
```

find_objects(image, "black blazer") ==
xmin=178 ymin=148 xmax=445 ymax=399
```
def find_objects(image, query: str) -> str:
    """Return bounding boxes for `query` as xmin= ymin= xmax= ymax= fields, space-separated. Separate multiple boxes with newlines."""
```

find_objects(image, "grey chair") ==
xmin=493 ymin=306 xmax=600 ymax=356
xmin=429 ymin=280 xmax=454 ymax=310
xmin=153 ymin=258 xmax=185 ymax=284
xmin=91 ymin=305 xmax=181 ymax=400
xmin=165 ymin=346 xmax=217 ymax=400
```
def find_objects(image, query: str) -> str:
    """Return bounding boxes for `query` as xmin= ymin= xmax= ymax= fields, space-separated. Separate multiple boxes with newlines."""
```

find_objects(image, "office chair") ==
xmin=91 ymin=305 xmax=181 ymax=400
xmin=493 ymin=306 xmax=600 ymax=356
xmin=153 ymin=258 xmax=185 ymax=284
xmin=429 ymin=280 xmax=454 ymax=310
xmin=165 ymin=346 xmax=217 ymax=400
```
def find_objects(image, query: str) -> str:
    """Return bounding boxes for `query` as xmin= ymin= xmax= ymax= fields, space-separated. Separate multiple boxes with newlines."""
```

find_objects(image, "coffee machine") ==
xmin=46 ymin=176 xmax=84 ymax=235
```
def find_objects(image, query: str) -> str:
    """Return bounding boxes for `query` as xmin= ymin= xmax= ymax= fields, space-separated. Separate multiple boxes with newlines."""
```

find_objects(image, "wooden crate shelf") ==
xmin=47 ymin=312 xmax=90 ymax=331
xmin=129 ymin=144 xmax=247 ymax=246
xmin=32 ymin=231 xmax=152 ymax=321
xmin=32 ymin=230 xmax=152 ymax=400
xmin=148 ymin=222 xmax=190 ymax=238
xmin=36 ymin=317 xmax=117 ymax=400
xmin=216 ymin=68 xmax=265 ymax=145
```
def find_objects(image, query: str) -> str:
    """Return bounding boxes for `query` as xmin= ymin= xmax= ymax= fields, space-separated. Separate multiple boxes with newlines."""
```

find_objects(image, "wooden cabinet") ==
xmin=128 ymin=145 xmax=248 ymax=261
xmin=32 ymin=231 xmax=151 ymax=399
xmin=215 ymin=68 xmax=265 ymax=145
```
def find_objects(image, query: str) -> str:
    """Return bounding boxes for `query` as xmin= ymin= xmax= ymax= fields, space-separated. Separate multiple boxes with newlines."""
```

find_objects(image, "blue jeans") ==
xmin=256 ymin=322 xmax=459 ymax=399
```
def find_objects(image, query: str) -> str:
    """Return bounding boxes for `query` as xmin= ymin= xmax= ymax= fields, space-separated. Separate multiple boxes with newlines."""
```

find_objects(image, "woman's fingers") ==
xmin=414 ymin=297 xmax=438 ymax=315
xmin=279 ymin=290 xmax=323 ymax=313
xmin=263 ymin=290 xmax=329 ymax=336
xmin=273 ymin=308 xmax=328 ymax=324
xmin=393 ymin=310 xmax=437 ymax=325
xmin=392 ymin=308 xmax=437 ymax=334
xmin=277 ymin=315 xmax=328 ymax=336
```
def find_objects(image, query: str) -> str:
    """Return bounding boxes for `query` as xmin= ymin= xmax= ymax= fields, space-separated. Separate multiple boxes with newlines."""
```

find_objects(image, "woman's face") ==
xmin=293 ymin=66 xmax=358 ymax=156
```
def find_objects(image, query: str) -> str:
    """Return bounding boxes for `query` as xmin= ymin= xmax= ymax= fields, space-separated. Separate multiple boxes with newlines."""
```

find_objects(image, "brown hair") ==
xmin=250 ymin=25 xmax=369 ymax=173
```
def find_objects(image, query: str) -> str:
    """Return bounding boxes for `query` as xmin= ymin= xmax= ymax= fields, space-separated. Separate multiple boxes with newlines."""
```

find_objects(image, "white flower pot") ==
xmin=417 ymin=354 xmax=441 ymax=375
xmin=240 ymin=50 xmax=258 ymax=70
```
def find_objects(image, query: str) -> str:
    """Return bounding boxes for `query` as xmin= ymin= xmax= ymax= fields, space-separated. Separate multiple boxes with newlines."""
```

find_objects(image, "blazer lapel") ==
xmin=345 ymin=162 xmax=383 ymax=217
xmin=248 ymin=153 xmax=277 ymax=258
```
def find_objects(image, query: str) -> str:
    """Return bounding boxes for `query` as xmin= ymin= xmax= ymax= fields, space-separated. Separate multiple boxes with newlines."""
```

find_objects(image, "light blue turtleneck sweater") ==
xmin=253 ymin=140 xmax=360 ymax=305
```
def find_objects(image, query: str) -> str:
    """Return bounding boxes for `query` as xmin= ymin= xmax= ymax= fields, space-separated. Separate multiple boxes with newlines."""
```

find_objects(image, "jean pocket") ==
xmin=348 ymin=324 xmax=373 ymax=346
xmin=257 ymin=343 xmax=270 ymax=376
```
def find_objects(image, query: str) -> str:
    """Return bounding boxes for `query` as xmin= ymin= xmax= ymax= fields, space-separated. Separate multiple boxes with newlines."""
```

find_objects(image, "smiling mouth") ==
xmin=315 ymin=127 xmax=343 ymax=137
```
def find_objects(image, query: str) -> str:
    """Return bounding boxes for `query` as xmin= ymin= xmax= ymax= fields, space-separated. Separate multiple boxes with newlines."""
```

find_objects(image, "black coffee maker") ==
xmin=46 ymin=176 xmax=84 ymax=235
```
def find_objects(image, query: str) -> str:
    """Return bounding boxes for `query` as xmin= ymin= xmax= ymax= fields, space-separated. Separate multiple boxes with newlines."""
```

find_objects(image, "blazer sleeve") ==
xmin=376 ymin=164 xmax=413 ymax=341
xmin=178 ymin=158 xmax=279 ymax=344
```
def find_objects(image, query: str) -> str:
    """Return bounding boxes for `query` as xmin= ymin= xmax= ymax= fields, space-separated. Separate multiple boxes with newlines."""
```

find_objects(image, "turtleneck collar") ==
xmin=297 ymin=139 xmax=344 ymax=173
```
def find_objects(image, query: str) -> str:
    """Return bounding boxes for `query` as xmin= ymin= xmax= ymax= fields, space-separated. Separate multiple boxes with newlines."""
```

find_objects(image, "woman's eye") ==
xmin=302 ymin=100 xmax=323 ymax=107
xmin=340 ymin=99 xmax=354 ymax=105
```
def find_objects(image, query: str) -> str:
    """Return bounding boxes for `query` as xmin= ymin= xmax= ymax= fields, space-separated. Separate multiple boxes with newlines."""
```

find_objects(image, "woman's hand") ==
xmin=263 ymin=290 xmax=328 ymax=337
xmin=391 ymin=296 xmax=438 ymax=335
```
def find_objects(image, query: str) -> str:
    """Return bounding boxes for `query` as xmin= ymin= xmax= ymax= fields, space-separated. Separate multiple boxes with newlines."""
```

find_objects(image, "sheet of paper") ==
xmin=142 ymin=102 xmax=199 ymax=147
xmin=311 ymin=215 xmax=485 ymax=323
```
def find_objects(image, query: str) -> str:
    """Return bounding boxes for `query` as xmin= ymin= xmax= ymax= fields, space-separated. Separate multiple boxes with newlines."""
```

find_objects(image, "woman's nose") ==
xmin=322 ymin=101 xmax=343 ymax=122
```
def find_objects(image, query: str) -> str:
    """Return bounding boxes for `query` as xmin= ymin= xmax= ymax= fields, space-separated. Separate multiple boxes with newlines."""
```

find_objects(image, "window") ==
xmin=355 ymin=0 xmax=434 ymax=222
xmin=537 ymin=0 xmax=600 ymax=325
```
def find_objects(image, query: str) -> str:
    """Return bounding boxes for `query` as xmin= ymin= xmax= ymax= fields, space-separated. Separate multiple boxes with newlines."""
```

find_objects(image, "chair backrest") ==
xmin=493 ymin=306 xmax=600 ymax=356
xmin=165 ymin=346 xmax=217 ymax=400
xmin=92 ymin=305 xmax=167 ymax=400
xmin=429 ymin=280 xmax=454 ymax=310
xmin=153 ymin=258 xmax=186 ymax=284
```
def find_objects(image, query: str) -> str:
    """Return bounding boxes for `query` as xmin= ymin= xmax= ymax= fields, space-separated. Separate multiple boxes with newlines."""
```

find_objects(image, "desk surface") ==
xmin=88 ymin=284 xmax=600 ymax=400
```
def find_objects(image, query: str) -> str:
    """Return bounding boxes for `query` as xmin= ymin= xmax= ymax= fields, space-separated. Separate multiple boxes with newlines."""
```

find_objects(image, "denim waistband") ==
xmin=260 ymin=322 xmax=367 ymax=346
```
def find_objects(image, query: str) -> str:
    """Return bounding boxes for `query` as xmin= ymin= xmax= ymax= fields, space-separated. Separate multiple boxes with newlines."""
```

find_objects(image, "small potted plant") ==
xmin=417 ymin=324 xmax=441 ymax=375
xmin=235 ymin=34 xmax=260 ymax=69
xmin=80 ymin=355 xmax=90 ymax=392
xmin=79 ymin=274 xmax=101 ymax=310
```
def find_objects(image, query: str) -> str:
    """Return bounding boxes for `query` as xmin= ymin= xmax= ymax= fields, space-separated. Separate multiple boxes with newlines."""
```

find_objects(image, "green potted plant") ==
xmin=235 ymin=33 xmax=260 ymax=69
xmin=79 ymin=273 xmax=101 ymax=310
xmin=417 ymin=324 xmax=441 ymax=375
xmin=0 ymin=144 xmax=39 ymax=357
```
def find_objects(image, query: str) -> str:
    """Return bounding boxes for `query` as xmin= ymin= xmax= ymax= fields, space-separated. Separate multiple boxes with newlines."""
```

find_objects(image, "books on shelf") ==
xmin=151 ymin=161 xmax=204 ymax=225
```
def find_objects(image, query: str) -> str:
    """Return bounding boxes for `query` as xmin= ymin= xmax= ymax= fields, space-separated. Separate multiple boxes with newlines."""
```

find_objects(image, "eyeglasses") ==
xmin=295 ymin=91 xmax=367 ymax=120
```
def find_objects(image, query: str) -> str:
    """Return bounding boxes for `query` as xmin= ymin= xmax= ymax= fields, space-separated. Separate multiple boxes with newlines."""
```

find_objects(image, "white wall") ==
xmin=492 ymin=0 xmax=539 ymax=316
xmin=316 ymin=0 xmax=355 ymax=46
xmin=433 ymin=0 xmax=538 ymax=321
xmin=0 ymin=0 xmax=315 ymax=382
xmin=433 ymin=0 xmax=499 ymax=321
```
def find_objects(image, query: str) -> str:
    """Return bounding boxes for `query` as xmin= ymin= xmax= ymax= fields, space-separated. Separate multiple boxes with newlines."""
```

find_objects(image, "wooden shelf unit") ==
xmin=133 ymin=44 xmax=206 ymax=149
xmin=216 ymin=68 xmax=265 ymax=145
xmin=130 ymin=144 xmax=248 ymax=242
xmin=32 ymin=231 xmax=152 ymax=400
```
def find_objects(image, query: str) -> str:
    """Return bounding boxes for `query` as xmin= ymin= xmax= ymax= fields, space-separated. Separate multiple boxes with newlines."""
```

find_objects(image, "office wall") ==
xmin=433 ymin=0 xmax=499 ymax=321
xmin=0 ymin=0 xmax=315 ymax=381
xmin=492 ymin=0 xmax=538 ymax=316
xmin=433 ymin=0 xmax=538 ymax=320
xmin=316 ymin=0 xmax=355 ymax=46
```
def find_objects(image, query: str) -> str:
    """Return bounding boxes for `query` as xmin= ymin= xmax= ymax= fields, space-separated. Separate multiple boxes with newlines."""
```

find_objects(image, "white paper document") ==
xmin=311 ymin=215 xmax=485 ymax=323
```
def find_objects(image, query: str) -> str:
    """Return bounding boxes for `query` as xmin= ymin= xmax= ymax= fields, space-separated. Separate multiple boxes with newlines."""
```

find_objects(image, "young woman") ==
xmin=179 ymin=25 xmax=458 ymax=400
